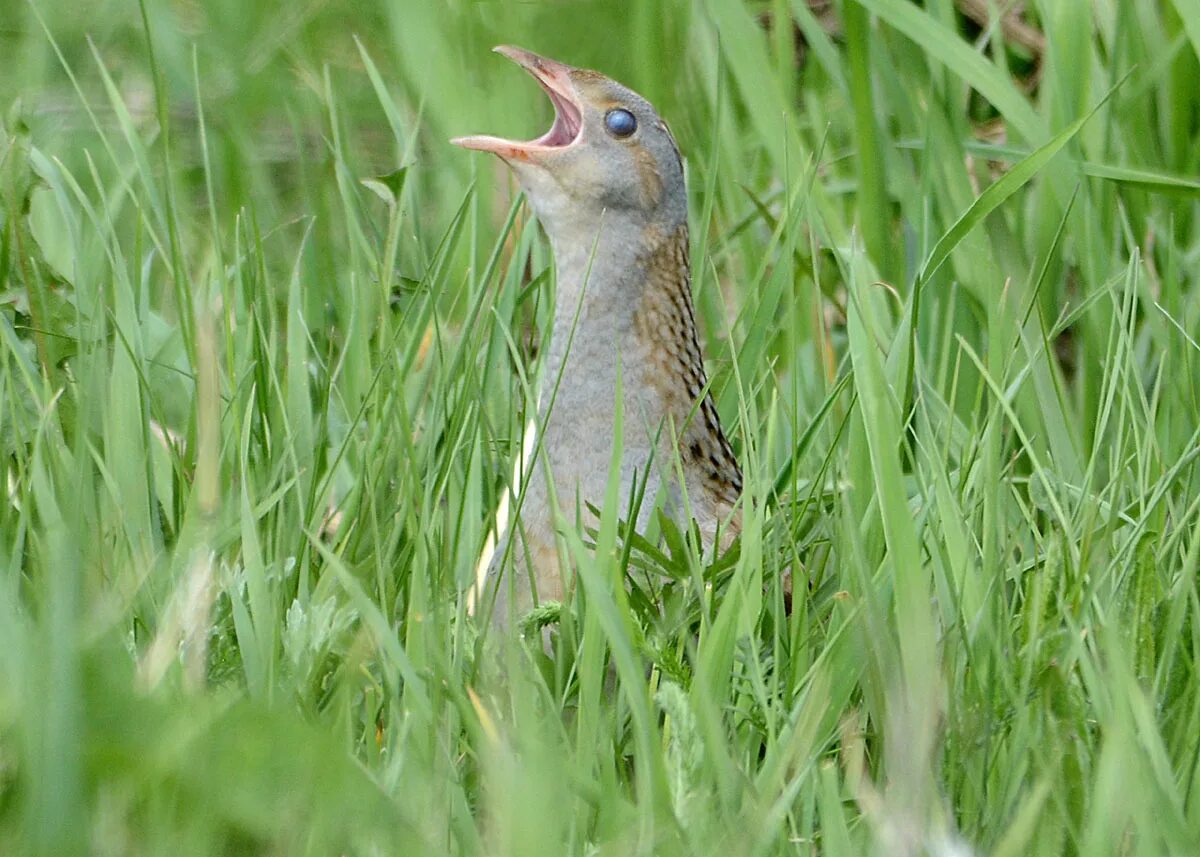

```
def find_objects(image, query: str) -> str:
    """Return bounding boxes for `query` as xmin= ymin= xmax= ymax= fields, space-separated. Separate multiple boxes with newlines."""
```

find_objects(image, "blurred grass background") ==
xmin=2 ymin=0 xmax=1200 ymax=854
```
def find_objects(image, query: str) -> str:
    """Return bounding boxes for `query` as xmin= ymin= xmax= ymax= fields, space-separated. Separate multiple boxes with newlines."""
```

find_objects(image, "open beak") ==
xmin=451 ymin=46 xmax=584 ymax=161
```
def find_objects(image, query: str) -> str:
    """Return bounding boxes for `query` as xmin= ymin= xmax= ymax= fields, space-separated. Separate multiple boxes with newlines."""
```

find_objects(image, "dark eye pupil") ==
xmin=605 ymin=109 xmax=637 ymax=138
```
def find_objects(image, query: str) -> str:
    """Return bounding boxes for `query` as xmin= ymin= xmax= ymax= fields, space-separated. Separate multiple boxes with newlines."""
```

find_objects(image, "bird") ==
xmin=453 ymin=46 xmax=744 ymax=633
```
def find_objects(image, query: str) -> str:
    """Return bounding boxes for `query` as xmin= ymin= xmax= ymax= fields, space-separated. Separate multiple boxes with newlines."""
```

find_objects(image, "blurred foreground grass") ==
xmin=2 ymin=0 xmax=1200 ymax=854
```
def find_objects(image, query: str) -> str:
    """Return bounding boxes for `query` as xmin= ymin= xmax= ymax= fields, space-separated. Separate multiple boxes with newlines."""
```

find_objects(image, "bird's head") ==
xmin=452 ymin=46 xmax=687 ymax=243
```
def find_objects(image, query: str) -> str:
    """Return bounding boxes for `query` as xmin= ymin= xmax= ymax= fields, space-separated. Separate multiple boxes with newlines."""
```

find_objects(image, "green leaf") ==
xmin=360 ymin=167 xmax=409 ymax=207
xmin=849 ymin=0 xmax=1046 ymax=142
xmin=918 ymin=80 xmax=1124 ymax=285
xmin=1080 ymin=161 xmax=1200 ymax=196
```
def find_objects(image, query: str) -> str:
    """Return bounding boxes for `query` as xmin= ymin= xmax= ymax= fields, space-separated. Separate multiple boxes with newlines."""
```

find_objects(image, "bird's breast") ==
xmin=537 ymin=307 xmax=665 ymax=501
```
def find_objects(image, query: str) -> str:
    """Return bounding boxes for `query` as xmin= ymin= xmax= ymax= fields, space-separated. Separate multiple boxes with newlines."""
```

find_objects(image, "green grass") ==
xmin=2 ymin=0 xmax=1199 ymax=854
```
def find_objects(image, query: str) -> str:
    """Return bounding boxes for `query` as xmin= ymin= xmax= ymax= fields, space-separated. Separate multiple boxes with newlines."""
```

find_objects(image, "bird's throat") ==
xmin=542 ymin=220 xmax=696 ymax=398
xmin=537 ymin=219 xmax=734 ymax=484
xmin=526 ymin=214 xmax=742 ymax=557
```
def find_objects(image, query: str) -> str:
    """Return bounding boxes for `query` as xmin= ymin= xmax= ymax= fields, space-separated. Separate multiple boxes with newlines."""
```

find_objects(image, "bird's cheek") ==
xmin=562 ymin=158 xmax=603 ymax=192
xmin=632 ymin=148 xmax=664 ymax=209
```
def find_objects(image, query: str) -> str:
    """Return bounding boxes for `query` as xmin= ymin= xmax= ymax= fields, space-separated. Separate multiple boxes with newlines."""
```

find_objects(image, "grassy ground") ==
xmin=2 ymin=0 xmax=1199 ymax=854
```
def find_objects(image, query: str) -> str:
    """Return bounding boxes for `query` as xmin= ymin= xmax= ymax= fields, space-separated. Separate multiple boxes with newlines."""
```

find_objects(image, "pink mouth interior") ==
xmin=531 ymin=85 xmax=581 ymax=147
xmin=451 ymin=65 xmax=582 ymax=154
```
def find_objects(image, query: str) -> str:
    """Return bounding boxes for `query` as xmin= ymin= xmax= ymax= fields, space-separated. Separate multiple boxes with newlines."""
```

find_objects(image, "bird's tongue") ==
xmin=451 ymin=46 xmax=583 ymax=159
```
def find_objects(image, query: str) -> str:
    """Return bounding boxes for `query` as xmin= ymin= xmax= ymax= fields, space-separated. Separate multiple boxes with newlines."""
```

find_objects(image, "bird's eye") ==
xmin=604 ymin=108 xmax=637 ymax=138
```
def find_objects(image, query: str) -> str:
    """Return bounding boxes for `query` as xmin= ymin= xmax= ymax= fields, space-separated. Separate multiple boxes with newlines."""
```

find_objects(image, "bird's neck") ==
xmin=540 ymin=214 xmax=710 ymax=435
xmin=535 ymin=211 xmax=742 ymax=523
xmin=546 ymin=214 xmax=683 ymax=337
